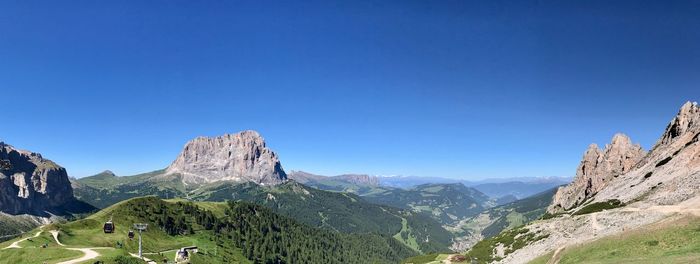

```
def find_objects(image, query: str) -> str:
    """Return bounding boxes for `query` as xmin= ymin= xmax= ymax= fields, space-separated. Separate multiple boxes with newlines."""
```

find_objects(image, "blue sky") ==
xmin=1 ymin=0 xmax=698 ymax=179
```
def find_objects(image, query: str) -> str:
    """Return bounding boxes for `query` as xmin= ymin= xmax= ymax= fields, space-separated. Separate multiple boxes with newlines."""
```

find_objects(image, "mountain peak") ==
xmin=165 ymin=131 xmax=287 ymax=185
xmin=548 ymin=133 xmax=646 ymax=213
xmin=0 ymin=142 xmax=77 ymax=214
xmin=659 ymin=101 xmax=699 ymax=145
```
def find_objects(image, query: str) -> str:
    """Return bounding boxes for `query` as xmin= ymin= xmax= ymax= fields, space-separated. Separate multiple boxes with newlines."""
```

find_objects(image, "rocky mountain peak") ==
xmin=165 ymin=130 xmax=287 ymax=185
xmin=0 ymin=143 xmax=76 ymax=214
xmin=334 ymin=174 xmax=380 ymax=186
xmin=547 ymin=133 xmax=646 ymax=213
xmin=659 ymin=101 xmax=699 ymax=145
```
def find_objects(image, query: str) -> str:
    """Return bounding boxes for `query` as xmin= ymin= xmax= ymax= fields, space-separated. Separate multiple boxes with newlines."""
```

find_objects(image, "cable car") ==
xmin=103 ymin=221 xmax=115 ymax=233
xmin=128 ymin=230 xmax=134 ymax=239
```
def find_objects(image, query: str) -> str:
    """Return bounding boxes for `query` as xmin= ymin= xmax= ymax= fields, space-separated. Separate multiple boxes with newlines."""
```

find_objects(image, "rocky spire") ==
xmin=165 ymin=130 xmax=287 ymax=185
xmin=548 ymin=133 xmax=646 ymax=213
xmin=659 ymin=101 xmax=699 ymax=145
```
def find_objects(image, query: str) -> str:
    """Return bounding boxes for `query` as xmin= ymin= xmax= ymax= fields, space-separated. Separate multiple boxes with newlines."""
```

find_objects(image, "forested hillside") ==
xmin=103 ymin=197 xmax=418 ymax=263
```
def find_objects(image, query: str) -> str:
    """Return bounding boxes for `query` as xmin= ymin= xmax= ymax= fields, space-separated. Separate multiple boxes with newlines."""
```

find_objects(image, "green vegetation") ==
xmin=73 ymin=170 xmax=186 ymax=208
xmin=529 ymin=216 xmax=700 ymax=264
xmin=0 ymin=248 xmax=82 ymax=264
xmin=363 ymin=183 xmax=491 ymax=225
xmin=478 ymin=187 xmax=556 ymax=238
xmin=192 ymin=181 xmax=454 ymax=253
xmin=401 ymin=253 xmax=440 ymax=264
xmin=465 ymin=227 xmax=549 ymax=263
xmin=72 ymin=197 xmax=417 ymax=263
xmin=572 ymin=199 xmax=623 ymax=216
xmin=75 ymin=173 xmax=454 ymax=253
xmin=394 ymin=217 xmax=420 ymax=252
xmin=0 ymin=215 xmax=43 ymax=242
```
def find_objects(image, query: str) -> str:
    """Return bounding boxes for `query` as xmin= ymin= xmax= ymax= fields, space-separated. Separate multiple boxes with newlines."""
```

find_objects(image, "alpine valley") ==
xmin=1 ymin=102 xmax=699 ymax=263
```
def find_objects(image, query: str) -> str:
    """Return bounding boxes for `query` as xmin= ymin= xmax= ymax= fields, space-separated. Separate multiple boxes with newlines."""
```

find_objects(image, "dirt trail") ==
xmin=2 ymin=230 xmax=42 ymax=249
xmin=130 ymin=252 xmax=158 ymax=264
xmin=622 ymin=197 xmax=700 ymax=216
xmin=590 ymin=213 xmax=601 ymax=230
xmin=50 ymin=230 xmax=66 ymax=246
xmin=546 ymin=246 xmax=566 ymax=264
xmin=56 ymin=248 xmax=106 ymax=264
xmin=546 ymin=196 xmax=700 ymax=264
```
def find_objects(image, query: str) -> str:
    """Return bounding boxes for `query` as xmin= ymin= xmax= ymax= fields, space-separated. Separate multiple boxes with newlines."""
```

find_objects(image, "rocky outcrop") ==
xmin=334 ymin=174 xmax=380 ymax=186
xmin=0 ymin=142 xmax=76 ymax=214
xmin=548 ymin=133 xmax=646 ymax=213
xmin=591 ymin=101 xmax=700 ymax=205
xmin=165 ymin=130 xmax=287 ymax=185
xmin=288 ymin=171 xmax=380 ymax=186
xmin=494 ymin=101 xmax=700 ymax=264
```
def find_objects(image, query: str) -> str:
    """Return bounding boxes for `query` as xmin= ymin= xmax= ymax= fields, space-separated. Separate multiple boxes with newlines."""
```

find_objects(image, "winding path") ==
xmin=2 ymin=230 xmax=42 ymax=249
xmin=57 ymin=248 xmax=105 ymax=264
xmin=545 ymin=196 xmax=700 ymax=264
xmin=50 ymin=230 xmax=66 ymax=246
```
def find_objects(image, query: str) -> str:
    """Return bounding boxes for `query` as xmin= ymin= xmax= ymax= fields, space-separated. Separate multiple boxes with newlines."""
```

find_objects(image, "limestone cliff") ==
xmin=165 ymin=130 xmax=287 ymax=185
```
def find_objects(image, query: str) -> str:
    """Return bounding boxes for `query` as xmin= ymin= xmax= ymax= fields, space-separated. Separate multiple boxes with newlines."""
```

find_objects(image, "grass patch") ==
xmin=393 ymin=217 xmax=421 ymax=253
xmin=573 ymin=200 xmax=623 ymax=216
xmin=402 ymin=253 xmax=439 ymax=264
xmin=0 ymin=248 xmax=82 ymax=264
xmin=465 ymin=226 xmax=548 ymax=263
xmin=546 ymin=216 xmax=700 ymax=263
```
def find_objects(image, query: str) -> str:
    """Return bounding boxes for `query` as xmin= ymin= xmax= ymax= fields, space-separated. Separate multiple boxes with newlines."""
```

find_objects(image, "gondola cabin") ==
xmin=103 ymin=221 xmax=115 ymax=233
xmin=128 ymin=230 xmax=134 ymax=239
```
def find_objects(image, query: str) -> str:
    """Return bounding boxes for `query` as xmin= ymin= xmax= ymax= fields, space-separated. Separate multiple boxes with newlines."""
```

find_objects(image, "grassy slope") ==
xmin=461 ymin=187 xmax=556 ymax=239
xmin=192 ymin=181 xmax=454 ymax=253
xmin=529 ymin=216 xmax=700 ymax=264
xmin=73 ymin=170 xmax=187 ymax=209
xmin=0 ymin=214 xmax=43 ymax=242
xmin=363 ymin=183 xmax=490 ymax=225
xmin=0 ymin=248 xmax=82 ymax=264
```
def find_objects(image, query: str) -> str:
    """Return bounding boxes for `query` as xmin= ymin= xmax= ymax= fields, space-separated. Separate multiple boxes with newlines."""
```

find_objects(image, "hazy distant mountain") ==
xmin=287 ymin=171 xmax=381 ymax=194
xmin=471 ymin=181 xmax=566 ymax=199
xmin=377 ymin=175 xmax=568 ymax=199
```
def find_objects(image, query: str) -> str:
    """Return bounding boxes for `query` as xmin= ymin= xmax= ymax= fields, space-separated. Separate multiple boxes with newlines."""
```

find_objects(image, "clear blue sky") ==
xmin=1 ymin=0 xmax=698 ymax=179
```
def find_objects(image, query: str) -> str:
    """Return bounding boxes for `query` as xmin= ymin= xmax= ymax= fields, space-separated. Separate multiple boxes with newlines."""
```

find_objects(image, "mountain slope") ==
xmin=190 ymin=180 xmax=453 ymax=253
xmin=288 ymin=170 xmax=383 ymax=195
xmin=49 ymin=196 xmax=417 ymax=264
xmin=448 ymin=187 xmax=558 ymax=251
xmin=72 ymin=169 xmax=186 ymax=209
xmin=528 ymin=215 xmax=700 ymax=264
xmin=363 ymin=183 xmax=492 ymax=225
xmin=0 ymin=142 xmax=95 ymax=241
xmin=460 ymin=101 xmax=700 ymax=264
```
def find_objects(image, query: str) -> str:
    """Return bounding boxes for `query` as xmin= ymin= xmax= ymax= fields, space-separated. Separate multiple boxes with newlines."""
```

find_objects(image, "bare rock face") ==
xmin=333 ymin=174 xmax=380 ymax=186
xmin=548 ymin=133 xmax=646 ymax=213
xmin=592 ymin=101 xmax=700 ymax=205
xmin=165 ymin=131 xmax=287 ymax=185
xmin=287 ymin=171 xmax=380 ymax=186
xmin=0 ymin=142 xmax=75 ymax=214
